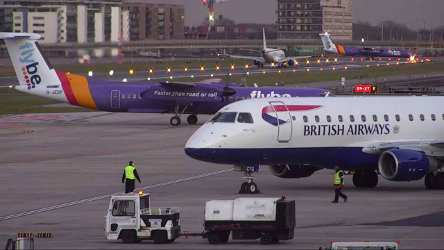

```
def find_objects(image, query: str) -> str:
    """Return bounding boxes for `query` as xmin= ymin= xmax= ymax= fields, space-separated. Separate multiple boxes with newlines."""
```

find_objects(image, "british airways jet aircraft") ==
xmin=185 ymin=97 xmax=444 ymax=193
xmin=320 ymin=32 xmax=416 ymax=61
xmin=1 ymin=33 xmax=329 ymax=126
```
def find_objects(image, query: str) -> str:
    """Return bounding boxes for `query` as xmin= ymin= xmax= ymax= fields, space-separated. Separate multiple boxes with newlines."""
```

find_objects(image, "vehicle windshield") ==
xmin=210 ymin=112 xmax=238 ymax=123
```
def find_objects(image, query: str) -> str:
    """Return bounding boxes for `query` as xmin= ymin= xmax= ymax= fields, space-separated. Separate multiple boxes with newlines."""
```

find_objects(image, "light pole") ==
xmin=381 ymin=19 xmax=384 ymax=41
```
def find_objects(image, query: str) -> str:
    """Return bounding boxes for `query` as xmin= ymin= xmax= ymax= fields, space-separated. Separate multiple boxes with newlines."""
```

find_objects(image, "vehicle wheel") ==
xmin=153 ymin=230 xmax=168 ymax=244
xmin=187 ymin=115 xmax=198 ymax=125
xmin=260 ymin=233 xmax=273 ymax=245
xmin=239 ymin=182 xmax=248 ymax=194
xmin=120 ymin=230 xmax=137 ymax=244
xmin=363 ymin=170 xmax=378 ymax=188
xmin=219 ymin=231 xmax=229 ymax=244
xmin=170 ymin=117 xmax=181 ymax=126
xmin=425 ymin=173 xmax=437 ymax=190
xmin=208 ymin=231 xmax=220 ymax=244
xmin=246 ymin=183 xmax=258 ymax=194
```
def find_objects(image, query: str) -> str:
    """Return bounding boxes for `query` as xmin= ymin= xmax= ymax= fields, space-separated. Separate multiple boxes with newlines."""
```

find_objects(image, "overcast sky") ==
xmin=133 ymin=0 xmax=444 ymax=30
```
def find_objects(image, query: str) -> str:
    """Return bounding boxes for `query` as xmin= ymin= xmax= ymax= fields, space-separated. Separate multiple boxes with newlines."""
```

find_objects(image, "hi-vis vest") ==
xmin=334 ymin=170 xmax=344 ymax=185
xmin=125 ymin=166 xmax=136 ymax=180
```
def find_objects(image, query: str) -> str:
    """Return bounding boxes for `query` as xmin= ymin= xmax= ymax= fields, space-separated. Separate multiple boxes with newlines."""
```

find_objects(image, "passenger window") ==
xmin=229 ymin=96 xmax=233 ymax=101
xmin=303 ymin=116 xmax=308 ymax=123
xmin=235 ymin=97 xmax=240 ymax=101
xmin=361 ymin=115 xmax=366 ymax=122
xmin=133 ymin=94 xmax=136 ymax=99
xmin=372 ymin=115 xmax=377 ymax=122
xmin=112 ymin=200 xmax=135 ymax=216
xmin=241 ymin=97 xmax=246 ymax=100
xmin=384 ymin=115 xmax=389 ymax=122
xmin=315 ymin=116 xmax=320 ymax=123
xmin=409 ymin=114 xmax=414 ymax=121
xmin=350 ymin=115 xmax=355 ymax=122
xmin=139 ymin=94 xmax=142 ymax=99
xmin=122 ymin=94 xmax=125 ymax=99
xmin=338 ymin=115 xmax=343 ymax=122
xmin=432 ymin=114 xmax=436 ymax=121
xmin=420 ymin=114 xmax=425 ymax=121
xmin=211 ymin=112 xmax=238 ymax=123
xmin=237 ymin=113 xmax=254 ymax=124
xmin=396 ymin=115 xmax=400 ymax=121
xmin=326 ymin=115 xmax=331 ymax=122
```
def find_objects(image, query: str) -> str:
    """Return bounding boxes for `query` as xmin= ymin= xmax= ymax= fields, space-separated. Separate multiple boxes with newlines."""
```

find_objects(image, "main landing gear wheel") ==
xmin=353 ymin=170 xmax=378 ymax=188
xmin=187 ymin=115 xmax=198 ymax=125
xmin=170 ymin=117 xmax=181 ymax=126
xmin=425 ymin=173 xmax=437 ymax=190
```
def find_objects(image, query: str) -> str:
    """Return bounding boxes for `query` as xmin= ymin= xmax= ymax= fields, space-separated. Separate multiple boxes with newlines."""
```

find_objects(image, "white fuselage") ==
xmin=263 ymin=48 xmax=286 ymax=63
xmin=185 ymin=96 xmax=444 ymax=169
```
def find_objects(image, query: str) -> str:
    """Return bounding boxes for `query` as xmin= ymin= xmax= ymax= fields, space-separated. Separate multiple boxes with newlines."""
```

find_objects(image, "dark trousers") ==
xmin=125 ymin=179 xmax=135 ymax=193
xmin=334 ymin=185 xmax=347 ymax=202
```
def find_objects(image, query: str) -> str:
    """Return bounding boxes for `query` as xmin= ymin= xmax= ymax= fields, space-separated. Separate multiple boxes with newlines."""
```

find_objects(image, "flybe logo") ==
xmin=323 ymin=36 xmax=332 ymax=49
xmin=304 ymin=124 xmax=391 ymax=136
xmin=250 ymin=91 xmax=291 ymax=98
xmin=388 ymin=50 xmax=401 ymax=56
xmin=19 ymin=42 xmax=41 ymax=90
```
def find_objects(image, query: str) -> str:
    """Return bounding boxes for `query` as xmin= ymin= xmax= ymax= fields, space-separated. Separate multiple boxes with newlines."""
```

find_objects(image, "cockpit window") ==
xmin=211 ymin=112 xmax=237 ymax=123
xmin=237 ymin=113 xmax=254 ymax=124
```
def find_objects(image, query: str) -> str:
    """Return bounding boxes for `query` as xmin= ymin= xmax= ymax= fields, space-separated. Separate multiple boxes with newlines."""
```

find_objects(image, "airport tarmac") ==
xmin=0 ymin=112 xmax=444 ymax=249
xmin=0 ymin=57 xmax=420 ymax=87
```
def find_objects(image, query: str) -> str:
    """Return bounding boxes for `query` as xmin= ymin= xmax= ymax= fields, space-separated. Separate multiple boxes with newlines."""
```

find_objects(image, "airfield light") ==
xmin=109 ymin=70 xmax=114 ymax=76
xmin=216 ymin=65 xmax=220 ymax=71
xmin=377 ymin=64 xmax=380 ymax=67
xmin=320 ymin=68 xmax=323 ymax=71
xmin=333 ymin=67 xmax=336 ymax=70
xmin=379 ymin=58 xmax=382 ymax=61
xmin=271 ymin=62 xmax=275 ymax=67
xmin=387 ymin=63 xmax=390 ymax=66
xmin=149 ymin=69 xmax=153 ymax=74
xmin=351 ymin=58 xmax=355 ymax=61
xmin=211 ymin=74 xmax=214 ymax=77
xmin=370 ymin=58 xmax=374 ymax=61
xmin=170 ymin=76 xmax=173 ymax=79
xmin=278 ymin=70 xmax=282 ymax=74
xmin=344 ymin=66 xmax=348 ymax=70
xmin=9 ymin=85 xmax=13 ymax=89
xmin=326 ymin=58 xmax=330 ymax=63
xmin=295 ymin=61 xmax=299 ymax=66
xmin=421 ymin=60 xmax=424 ymax=63
xmin=245 ymin=64 xmax=249 ymax=69
xmin=167 ymin=68 xmax=172 ymax=73
xmin=317 ymin=59 xmax=321 ymax=64
xmin=88 ymin=71 xmax=93 ymax=77
xmin=230 ymin=65 xmax=235 ymax=70
xmin=229 ymin=73 xmax=232 ymax=76
xmin=209 ymin=13 xmax=214 ymax=21
xmin=191 ymin=75 xmax=194 ymax=78
xmin=293 ymin=69 xmax=296 ymax=72
xmin=388 ymin=58 xmax=392 ymax=61
xmin=396 ymin=62 xmax=400 ymax=65
xmin=262 ymin=70 xmax=266 ymax=74
xmin=334 ymin=58 xmax=338 ymax=63
xmin=367 ymin=65 xmax=370 ymax=68
xmin=200 ymin=66 xmax=205 ymax=72
xmin=122 ymin=78 xmax=127 ymax=82
xmin=129 ymin=69 xmax=134 ymax=75
xmin=306 ymin=60 xmax=310 ymax=65
xmin=148 ymin=78 xmax=151 ymax=81
xmin=184 ymin=67 xmax=188 ymax=72
xmin=360 ymin=58 xmax=364 ymax=61
xmin=284 ymin=62 xmax=287 ymax=66
xmin=139 ymin=190 xmax=143 ymax=195
xmin=307 ymin=68 xmax=310 ymax=72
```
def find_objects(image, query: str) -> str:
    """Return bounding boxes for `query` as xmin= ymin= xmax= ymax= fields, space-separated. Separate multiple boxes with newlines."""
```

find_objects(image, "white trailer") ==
xmin=105 ymin=192 xmax=180 ymax=244
xmin=203 ymin=197 xmax=295 ymax=245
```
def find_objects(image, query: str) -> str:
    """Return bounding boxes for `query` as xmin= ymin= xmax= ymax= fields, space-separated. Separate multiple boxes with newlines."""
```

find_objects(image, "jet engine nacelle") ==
xmin=253 ymin=60 xmax=261 ymax=66
xmin=378 ymin=149 xmax=438 ymax=182
xmin=269 ymin=164 xmax=320 ymax=179
xmin=287 ymin=59 xmax=295 ymax=66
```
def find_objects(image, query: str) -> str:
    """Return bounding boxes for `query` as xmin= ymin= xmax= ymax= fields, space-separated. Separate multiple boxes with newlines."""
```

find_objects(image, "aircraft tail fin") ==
xmin=263 ymin=28 xmax=267 ymax=50
xmin=1 ymin=33 xmax=61 ymax=90
xmin=319 ymin=32 xmax=338 ymax=53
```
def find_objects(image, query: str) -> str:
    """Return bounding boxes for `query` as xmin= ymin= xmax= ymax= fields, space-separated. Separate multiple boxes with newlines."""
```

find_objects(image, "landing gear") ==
xmin=187 ymin=114 xmax=198 ymax=125
xmin=170 ymin=117 xmax=181 ymax=126
xmin=170 ymin=104 xmax=189 ymax=126
xmin=353 ymin=169 xmax=378 ymax=188
xmin=237 ymin=167 xmax=260 ymax=194
xmin=425 ymin=172 xmax=444 ymax=189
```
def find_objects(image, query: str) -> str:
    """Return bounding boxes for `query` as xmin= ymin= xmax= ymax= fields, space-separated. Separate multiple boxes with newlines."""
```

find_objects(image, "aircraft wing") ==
xmin=362 ymin=140 xmax=444 ymax=157
xmin=226 ymin=55 xmax=266 ymax=62
xmin=277 ymin=56 xmax=312 ymax=63
xmin=160 ymin=81 xmax=196 ymax=89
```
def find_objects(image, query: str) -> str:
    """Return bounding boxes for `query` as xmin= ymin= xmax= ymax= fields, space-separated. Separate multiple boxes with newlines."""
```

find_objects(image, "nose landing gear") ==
xmin=236 ymin=165 xmax=260 ymax=194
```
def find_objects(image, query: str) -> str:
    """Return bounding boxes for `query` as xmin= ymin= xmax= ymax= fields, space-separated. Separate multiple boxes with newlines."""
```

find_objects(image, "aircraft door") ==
xmin=111 ymin=90 xmax=120 ymax=108
xmin=269 ymin=101 xmax=293 ymax=143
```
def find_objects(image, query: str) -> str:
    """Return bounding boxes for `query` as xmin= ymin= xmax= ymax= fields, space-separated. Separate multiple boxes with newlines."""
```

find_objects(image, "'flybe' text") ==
xmin=250 ymin=91 xmax=291 ymax=98
xmin=19 ymin=42 xmax=41 ymax=90
xmin=304 ymin=124 xmax=391 ymax=136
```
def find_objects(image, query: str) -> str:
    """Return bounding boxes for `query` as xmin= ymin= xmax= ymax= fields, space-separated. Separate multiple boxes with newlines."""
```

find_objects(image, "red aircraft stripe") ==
xmin=57 ymin=71 xmax=79 ymax=106
xmin=262 ymin=105 xmax=322 ymax=115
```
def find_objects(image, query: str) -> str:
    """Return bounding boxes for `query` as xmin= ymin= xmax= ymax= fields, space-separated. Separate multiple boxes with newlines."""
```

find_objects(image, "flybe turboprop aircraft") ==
xmin=1 ymin=33 xmax=329 ymax=126
xmin=320 ymin=32 xmax=416 ymax=61
xmin=185 ymin=97 xmax=444 ymax=193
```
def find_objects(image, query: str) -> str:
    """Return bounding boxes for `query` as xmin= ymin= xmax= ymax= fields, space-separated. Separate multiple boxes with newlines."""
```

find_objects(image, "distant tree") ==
xmin=353 ymin=20 xmax=417 ymax=41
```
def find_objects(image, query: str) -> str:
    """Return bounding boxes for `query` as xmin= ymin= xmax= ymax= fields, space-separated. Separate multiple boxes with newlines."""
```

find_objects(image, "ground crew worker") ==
xmin=122 ymin=161 xmax=141 ymax=193
xmin=332 ymin=166 xmax=347 ymax=203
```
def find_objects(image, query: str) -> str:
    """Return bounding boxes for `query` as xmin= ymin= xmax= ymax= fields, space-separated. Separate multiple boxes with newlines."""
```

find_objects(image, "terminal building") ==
xmin=277 ymin=0 xmax=353 ymax=40
xmin=0 ymin=0 xmax=185 ymax=44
